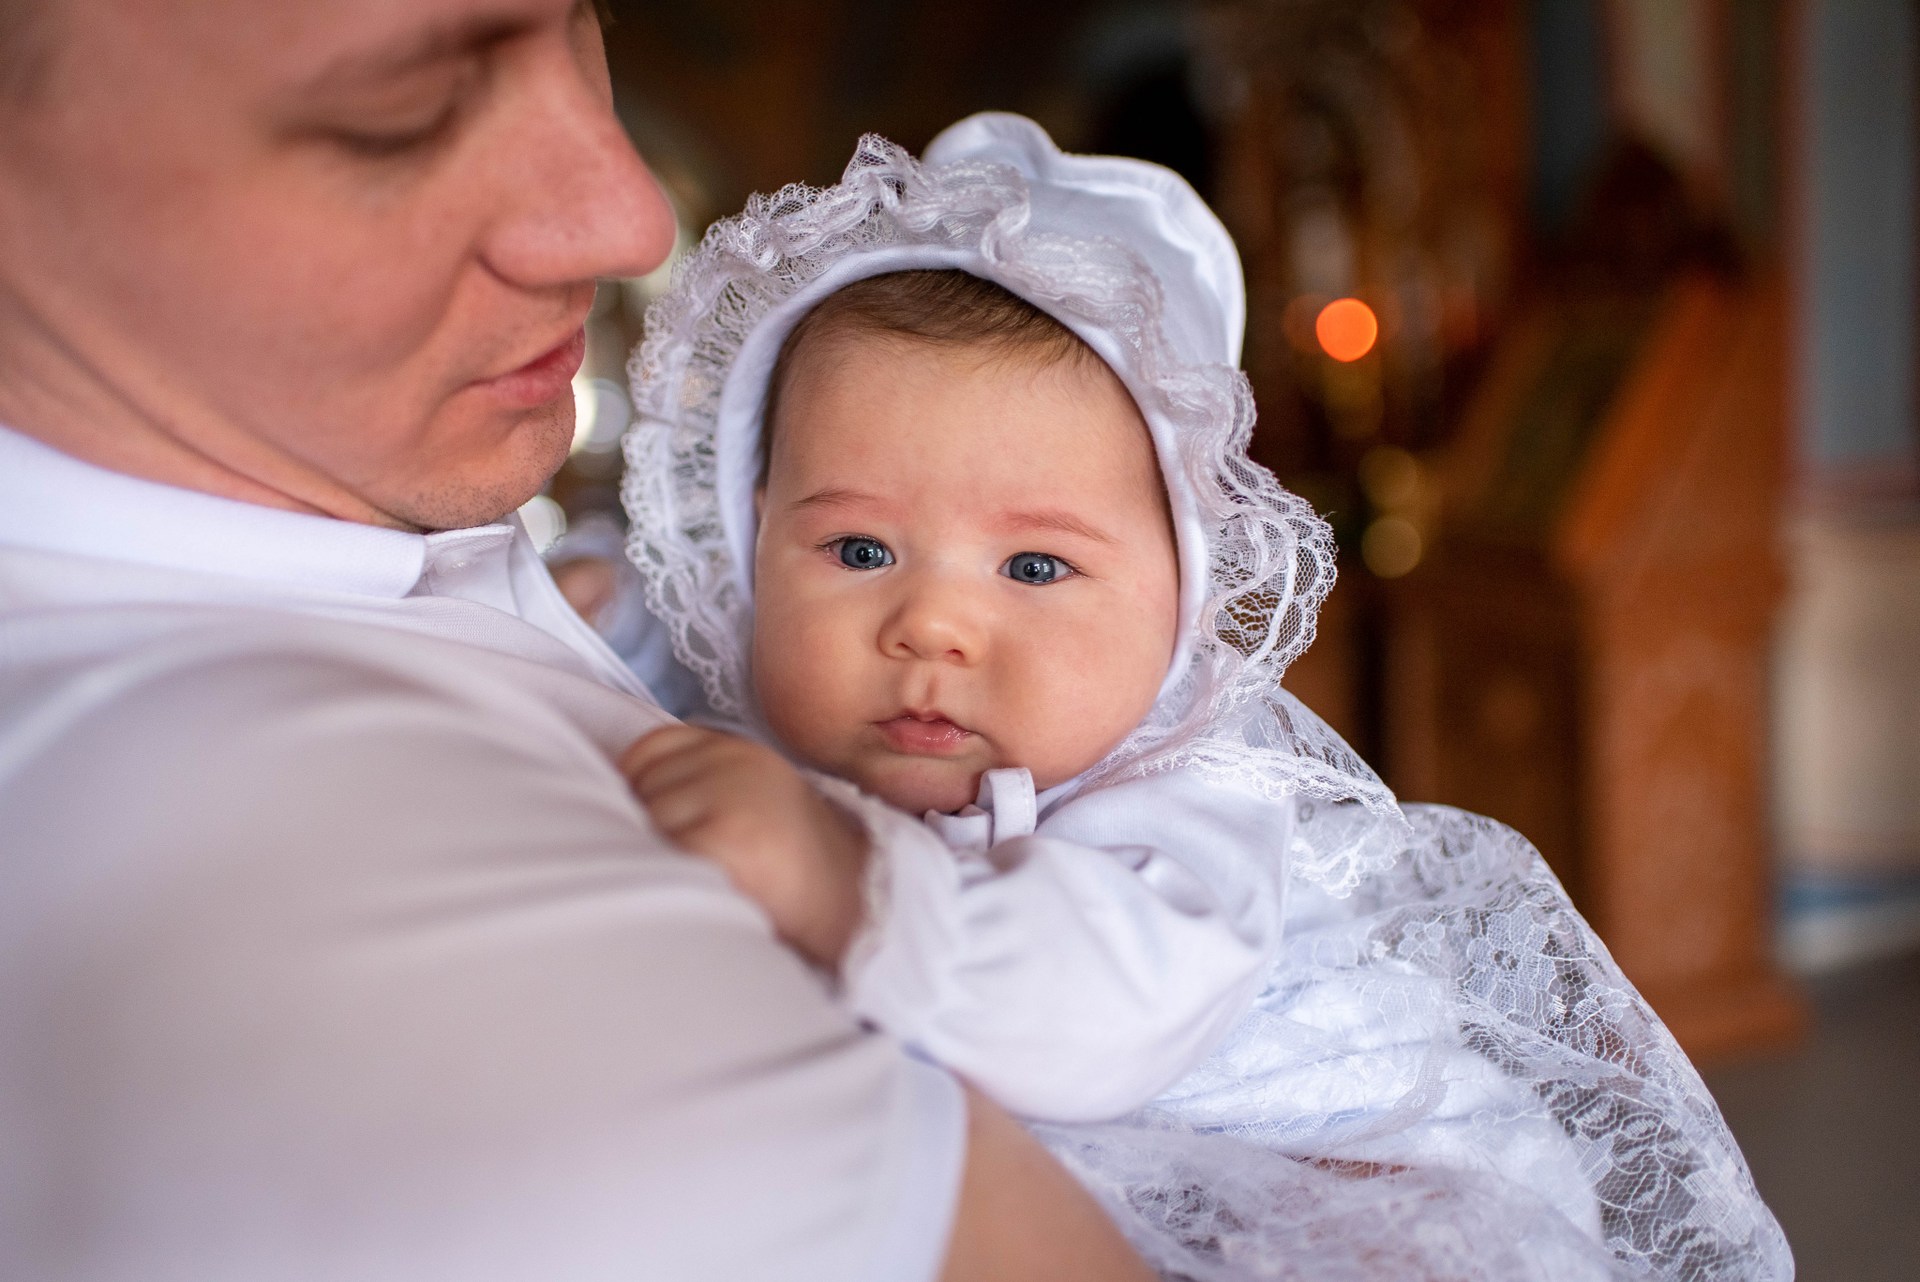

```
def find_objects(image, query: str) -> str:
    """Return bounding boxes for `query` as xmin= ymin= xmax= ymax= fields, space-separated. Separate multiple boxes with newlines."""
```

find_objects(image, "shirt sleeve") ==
xmin=0 ymin=636 xmax=964 ymax=1282
xmin=837 ymin=771 xmax=1287 ymax=1123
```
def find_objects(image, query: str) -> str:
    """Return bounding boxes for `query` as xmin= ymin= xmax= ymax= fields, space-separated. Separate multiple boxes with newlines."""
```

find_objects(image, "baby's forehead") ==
xmin=766 ymin=270 xmax=1128 ymax=444
xmin=764 ymin=330 xmax=1176 ymax=544
xmin=776 ymin=330 xmax=1155 ymax=469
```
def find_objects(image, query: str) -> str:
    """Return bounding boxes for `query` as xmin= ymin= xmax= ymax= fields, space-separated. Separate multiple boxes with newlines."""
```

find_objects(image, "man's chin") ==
xmin=385 ymin=411 xmax=574 ymax=531
xmin=381 ymin=476 xmax=545 ymax=532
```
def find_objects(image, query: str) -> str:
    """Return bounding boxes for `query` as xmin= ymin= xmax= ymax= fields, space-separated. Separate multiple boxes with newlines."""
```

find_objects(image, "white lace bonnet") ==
xmin=625 ymin=113 xmax=1399 ymax=867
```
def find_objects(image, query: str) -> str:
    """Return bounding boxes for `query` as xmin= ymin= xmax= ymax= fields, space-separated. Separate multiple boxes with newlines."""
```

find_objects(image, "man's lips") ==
xmin=875 ymin=713 xmax=975 ymax=755
xmin=473 ymin=325 xmax=587 ymax=409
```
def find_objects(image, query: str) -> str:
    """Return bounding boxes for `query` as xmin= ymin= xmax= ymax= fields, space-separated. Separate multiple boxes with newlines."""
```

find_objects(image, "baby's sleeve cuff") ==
xmin=805 ymin=774 xmax=971 ymax=1046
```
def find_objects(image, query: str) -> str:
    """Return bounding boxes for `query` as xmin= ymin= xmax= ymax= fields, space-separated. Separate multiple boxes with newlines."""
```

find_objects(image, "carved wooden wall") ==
xmin=1389 ymin=274 xmax=1804 ymax=1060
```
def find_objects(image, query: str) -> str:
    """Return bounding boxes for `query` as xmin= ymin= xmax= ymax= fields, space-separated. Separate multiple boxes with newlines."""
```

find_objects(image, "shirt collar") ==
xmin=0 ymin=423 xmax=446 ymax=598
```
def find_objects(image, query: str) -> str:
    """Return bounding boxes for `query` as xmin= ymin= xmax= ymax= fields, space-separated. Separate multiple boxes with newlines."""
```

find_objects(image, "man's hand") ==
xmin=618 ymin=725 xmax=868 ymax=967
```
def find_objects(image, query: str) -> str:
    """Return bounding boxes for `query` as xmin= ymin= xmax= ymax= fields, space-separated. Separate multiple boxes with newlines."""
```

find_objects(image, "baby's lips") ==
xmin=875 ymin=713 xmax=975 ymax=756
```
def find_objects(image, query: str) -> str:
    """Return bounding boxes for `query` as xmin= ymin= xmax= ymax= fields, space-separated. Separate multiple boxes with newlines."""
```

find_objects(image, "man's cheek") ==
xmin=251 ymin=180 xmax=475 ymax=370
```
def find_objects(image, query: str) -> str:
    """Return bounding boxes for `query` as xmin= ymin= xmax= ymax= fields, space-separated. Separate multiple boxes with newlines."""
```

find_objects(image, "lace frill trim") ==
xmin=623 ymin=133 xmax=1398 ymax=891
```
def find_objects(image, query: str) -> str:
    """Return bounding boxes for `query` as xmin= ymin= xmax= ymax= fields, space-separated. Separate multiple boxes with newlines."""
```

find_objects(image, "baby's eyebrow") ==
xmin=787 ymin=486 xmax=894 ymax=516
xmin=788 ymin=489 xmax=1119 ymax=546
xmin=995 ymin=509 xmax=1120 ymax=546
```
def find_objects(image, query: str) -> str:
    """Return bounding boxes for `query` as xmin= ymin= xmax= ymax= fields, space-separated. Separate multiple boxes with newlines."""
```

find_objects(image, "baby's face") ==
xmin=751 ymin=334 xmax=1180 ymax=814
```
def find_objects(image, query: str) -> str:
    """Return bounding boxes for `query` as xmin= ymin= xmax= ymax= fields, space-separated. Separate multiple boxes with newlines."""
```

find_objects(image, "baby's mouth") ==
xmin=874 ymin=711 xmax=975 ymax=756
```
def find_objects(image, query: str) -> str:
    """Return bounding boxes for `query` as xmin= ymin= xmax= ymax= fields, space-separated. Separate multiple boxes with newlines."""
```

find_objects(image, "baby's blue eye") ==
xmin=1004 ymin=552 xmax=1064 ymax=584
xmin=836 ymin=537 xmax=893 ymax=570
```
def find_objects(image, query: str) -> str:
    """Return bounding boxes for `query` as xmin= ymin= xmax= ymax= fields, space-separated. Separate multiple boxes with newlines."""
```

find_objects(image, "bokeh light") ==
xmin=1358 ymin=445 xmax=1423 ymax=508
xmin=570 ymin=376 xmax=632 ymax=455
xmin=1315 ymin=297 xmax=1379 ymax=362
xmin=1361 ymin=514 xmax=1422 ymax=578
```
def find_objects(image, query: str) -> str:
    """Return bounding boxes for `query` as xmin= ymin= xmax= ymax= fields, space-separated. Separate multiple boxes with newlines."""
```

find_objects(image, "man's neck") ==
xmin=0 ymin=329 xmax=416 ymax=532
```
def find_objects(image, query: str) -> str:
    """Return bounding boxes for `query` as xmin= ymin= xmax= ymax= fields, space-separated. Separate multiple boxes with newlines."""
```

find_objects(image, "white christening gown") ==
xmin=811 ymin=756 xmax=1791 ymax=1282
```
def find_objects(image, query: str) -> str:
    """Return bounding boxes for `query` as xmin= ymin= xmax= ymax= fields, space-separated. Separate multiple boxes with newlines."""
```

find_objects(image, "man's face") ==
xmin=0 ymin=0 xmax=673 ymax=530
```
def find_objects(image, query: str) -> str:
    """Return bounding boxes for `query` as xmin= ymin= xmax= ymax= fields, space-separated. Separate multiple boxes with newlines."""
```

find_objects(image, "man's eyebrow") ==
xmin=300 ymin=3 xmax=569 ymax=90
xmin=995 ymin=509 xmax=1121 ymax=546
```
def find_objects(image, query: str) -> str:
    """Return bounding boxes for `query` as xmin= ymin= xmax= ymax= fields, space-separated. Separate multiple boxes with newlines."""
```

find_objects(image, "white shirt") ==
xmin=0 ymin=426 xmax=963 ymax=1282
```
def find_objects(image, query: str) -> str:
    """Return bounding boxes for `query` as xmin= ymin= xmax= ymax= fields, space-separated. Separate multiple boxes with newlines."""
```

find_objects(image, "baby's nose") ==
xmin=878 ymin=576 xmax=983 ymax=664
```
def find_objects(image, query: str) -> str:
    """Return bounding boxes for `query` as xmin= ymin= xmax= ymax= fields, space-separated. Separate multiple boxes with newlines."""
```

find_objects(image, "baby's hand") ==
xmin=618 ymin=724 xmax=868 ymax=967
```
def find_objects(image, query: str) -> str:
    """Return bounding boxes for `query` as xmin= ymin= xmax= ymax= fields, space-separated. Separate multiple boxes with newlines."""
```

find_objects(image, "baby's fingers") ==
xmin=626 ymin=749 xmax=728 ymax=808
xmin=639 ymin=781 xmax=770 ymax=873
xmin=618 ymin=723 xmax=724 ymax=782
xmin=636 ymin=780 xmax=720 ymax=845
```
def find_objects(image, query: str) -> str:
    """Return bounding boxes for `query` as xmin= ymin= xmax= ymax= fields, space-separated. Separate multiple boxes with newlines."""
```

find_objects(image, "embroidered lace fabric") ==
xmin=622 ymin=122 xmax=1790 ymax=1280
xmin=1041 ymin=805 xmax=1787 ymax=1281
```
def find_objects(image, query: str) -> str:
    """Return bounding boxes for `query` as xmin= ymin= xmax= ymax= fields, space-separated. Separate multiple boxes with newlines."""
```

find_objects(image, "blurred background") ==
xmin=532 ymin=3 xmax=1918 ymax=1274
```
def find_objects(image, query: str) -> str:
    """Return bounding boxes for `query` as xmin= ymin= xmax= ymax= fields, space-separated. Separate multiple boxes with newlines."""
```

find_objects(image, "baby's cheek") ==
xmin=752 ymin=621 xmax=859 ymax=764
xmin=1009 ymin=649 xmax=1146 ymax=790
xmin=751 ymin=624 xmax=816 ymax=740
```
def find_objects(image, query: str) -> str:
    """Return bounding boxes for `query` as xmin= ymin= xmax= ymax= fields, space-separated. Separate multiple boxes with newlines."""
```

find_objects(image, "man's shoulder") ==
xmin=1 ymin=597 xmax=671 ymax=757
xmin=0 ymin=614 xmax=965 ymax=1282
xmin=0 ymin=602 xmax=618 ymax=838
xmin=0 ymin=598 xmax=750 ymax=982
xmin=0 ymin=599 xmax=684 ymax=920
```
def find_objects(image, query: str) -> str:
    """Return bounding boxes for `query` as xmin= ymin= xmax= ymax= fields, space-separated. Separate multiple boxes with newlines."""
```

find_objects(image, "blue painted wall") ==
xmin=1799 ymin=0 xmax=1918 ymax=470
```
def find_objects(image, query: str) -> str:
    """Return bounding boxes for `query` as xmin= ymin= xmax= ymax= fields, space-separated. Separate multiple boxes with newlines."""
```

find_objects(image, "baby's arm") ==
xmin=618 ymin=725 xmax=868 ymax=967
xmin=839 ymin=770 xmax=1286 ymax=1124
xmin=620 ymin=734 xmax=1282 ymax=1125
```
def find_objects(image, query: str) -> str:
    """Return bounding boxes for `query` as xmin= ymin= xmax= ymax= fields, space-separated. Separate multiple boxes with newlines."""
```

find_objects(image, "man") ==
xmin=0 ymin=2 xmax=1151 ymax=1278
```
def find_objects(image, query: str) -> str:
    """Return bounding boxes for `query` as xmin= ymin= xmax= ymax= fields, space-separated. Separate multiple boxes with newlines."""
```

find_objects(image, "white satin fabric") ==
xmin=837 ymin=766 xmax=1283 ymax=1122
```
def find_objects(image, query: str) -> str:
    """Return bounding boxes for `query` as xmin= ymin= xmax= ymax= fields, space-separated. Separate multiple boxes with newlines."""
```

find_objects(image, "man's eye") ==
xmin=833 ymin=537 xmax=894 ymax=570
xmin=331 ymin=107 xmax=458 ymax=158
xmin=1003 ymin=552 xmax=1067 ymax=584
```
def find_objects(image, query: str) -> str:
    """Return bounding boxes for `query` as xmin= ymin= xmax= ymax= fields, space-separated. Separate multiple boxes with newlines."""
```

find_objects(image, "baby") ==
xmin=623 ymin=267 xmax=1266 ymax=1118
xmin=612 ymin=115 xmax=1788 ymax=1281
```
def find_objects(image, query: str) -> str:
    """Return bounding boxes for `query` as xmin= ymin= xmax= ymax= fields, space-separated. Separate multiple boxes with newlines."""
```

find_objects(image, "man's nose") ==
xmin=878 ymin=574 xmax=984 ymax=665
xmin=478 ymin=43 xmax=676 ymax=287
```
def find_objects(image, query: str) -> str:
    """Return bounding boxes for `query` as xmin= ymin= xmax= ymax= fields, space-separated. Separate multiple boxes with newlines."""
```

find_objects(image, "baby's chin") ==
xmin=830 ymin=754 xmax=987 ymax=816
xmin=847 ymin=754 xmax=1093 ymax=817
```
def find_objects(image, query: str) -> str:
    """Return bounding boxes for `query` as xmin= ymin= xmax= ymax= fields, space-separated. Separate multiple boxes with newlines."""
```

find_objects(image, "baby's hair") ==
xmin=761 ymin=269 xmax=1104 ymax=478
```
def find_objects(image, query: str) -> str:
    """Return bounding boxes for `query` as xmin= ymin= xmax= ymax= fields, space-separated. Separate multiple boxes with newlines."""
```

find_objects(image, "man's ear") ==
xmin=752 ymin=487 xmax=767 ymax=558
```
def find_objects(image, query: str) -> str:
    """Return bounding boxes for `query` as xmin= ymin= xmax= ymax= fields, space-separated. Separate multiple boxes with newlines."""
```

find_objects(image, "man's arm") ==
xmin=0 ymin=630 xmax=1149 ymax=1281
xmin=943 ymin=1086 xmax=1155 ymax=1282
